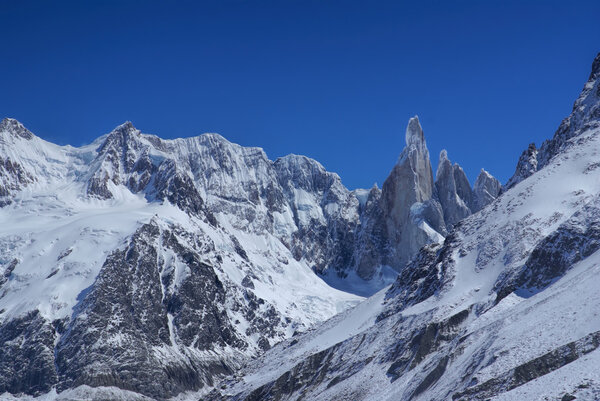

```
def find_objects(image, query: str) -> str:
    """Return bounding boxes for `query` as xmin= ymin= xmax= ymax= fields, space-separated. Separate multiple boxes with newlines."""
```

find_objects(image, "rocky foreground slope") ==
xmin=206 ymin=53 xmax=600 ymax=401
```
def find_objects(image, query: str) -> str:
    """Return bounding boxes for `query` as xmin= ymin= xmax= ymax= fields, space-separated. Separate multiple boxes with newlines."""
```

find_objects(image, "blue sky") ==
xmin=1 ymin=1 xmax=599 ymax=189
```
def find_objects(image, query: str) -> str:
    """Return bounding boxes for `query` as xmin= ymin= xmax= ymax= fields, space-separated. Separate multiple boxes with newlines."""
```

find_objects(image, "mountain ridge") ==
xmin=0 ymin=111 xmax=499 ymax=399
xmin=0 ymin=111 xmax=499 ymax=282
xmin=7 ymin=47 xmax=598 ymax=400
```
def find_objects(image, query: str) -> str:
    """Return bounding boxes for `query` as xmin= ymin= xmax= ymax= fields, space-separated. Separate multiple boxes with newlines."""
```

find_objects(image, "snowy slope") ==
xmin=230 ymin=285 xmax=390 ymax=395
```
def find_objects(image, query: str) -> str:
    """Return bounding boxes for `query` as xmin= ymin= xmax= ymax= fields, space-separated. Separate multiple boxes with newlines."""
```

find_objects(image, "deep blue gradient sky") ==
xmin=1 ymin=1 xmax=599 ymax=189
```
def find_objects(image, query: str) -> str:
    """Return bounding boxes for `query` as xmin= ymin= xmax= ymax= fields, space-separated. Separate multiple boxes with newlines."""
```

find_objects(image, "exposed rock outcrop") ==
xmin=55 ymin=221 xmax=286 ymax=399
xmin=355 ymin=118 xmax=501 ymax=277
xmin=506 ymin=52 xmax=600 ymax=189
xmin=0 ymin=310 xmax=57 ymax=396
xmin=0 ymin=119 xmax=37 ymax=205
xmin=378 ymin=116 xmax=442 ymax=270
xmin=274 ymin=154 xmax=359 ymax=275
xmin=434 ymin=150 xmax=472 ymax=230
xmin=0 ymin=118 xmax=34 ymax=140
xmin=505 ymin=143 xmax=538 ymax=190
xmin=472 ymin=169 xmax=501 ymax=212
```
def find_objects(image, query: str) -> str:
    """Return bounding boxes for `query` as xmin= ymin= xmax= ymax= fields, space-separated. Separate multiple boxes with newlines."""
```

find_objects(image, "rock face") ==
xmin=504 ymin=143 xmax=538 ymax=190
xmin=0 ymin=119 xmax=36 ymax=206
xmin=0 ymin=310 xmax=57 ymax=396
xmin=0 ymin=118 xmax=34 ymax=140
xmin=378 ymin=116 xmax=439 ymax=270
xmin=273 ymin=154 xmax=359 ymax=275
xmin=435 ymin=150 xmax=472 ymax=230
xmin=0 ymin=156 xmax=34 ymax=206
xmin=496 ymin=195 xmax=600 ymax=300
xmin=55 ymin=221 xmax=285 ymax=399
xmin=86 ymin=123 xmax=215 ymax=222
xmin=472 ymin=168 xmax=502 ymax=212
xmin=354 ymin=118 xmax=501 ymax=277
xmin=353 ymin=185 xmax=387 ymax=279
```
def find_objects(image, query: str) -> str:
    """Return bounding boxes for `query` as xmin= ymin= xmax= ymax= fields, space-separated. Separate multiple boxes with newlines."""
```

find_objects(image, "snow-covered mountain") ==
xmin=0 ymin=121 xmax=365 ymax=399
xmin=206 ymin=52 xmax=600 ymax=401
xmin=0 ymin=92 xmax=499 ymax=399
xmin=6 ymin=49 xmax=597 ymax=401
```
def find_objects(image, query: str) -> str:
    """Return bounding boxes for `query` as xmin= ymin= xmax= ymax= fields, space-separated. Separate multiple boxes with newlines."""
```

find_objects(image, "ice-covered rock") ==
xmin=505 ymin=142 xmax=538 ymax=190
xmin=273 ymin=154 xmax=359 ymax=274
xmin=434 ymin=150 xmax=472 ymax=230
xmin=472 ymin=168 xmax=502 ymax=212
xmin=379 ymin=116 xmax=438 ymax=269
xmin=0 ymin=118 xmax=34 ymax=140
xmin=55 ymin=221 xmax=286 ymax=399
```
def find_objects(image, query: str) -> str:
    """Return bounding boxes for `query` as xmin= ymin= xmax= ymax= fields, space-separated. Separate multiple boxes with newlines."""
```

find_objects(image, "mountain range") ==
xmin=0 ymin=52 xmax=598 ymax=401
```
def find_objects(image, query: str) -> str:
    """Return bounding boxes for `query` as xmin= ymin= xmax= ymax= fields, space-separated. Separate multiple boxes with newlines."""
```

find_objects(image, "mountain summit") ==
xmin=0 ymin=118 xmax=34 ymax=140
xmin=354 ymin=116 xmax=500 ymax=277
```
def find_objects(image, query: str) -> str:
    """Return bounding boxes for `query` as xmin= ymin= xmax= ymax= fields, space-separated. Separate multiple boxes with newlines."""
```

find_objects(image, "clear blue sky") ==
xmin=1 ymin=1 xmax=599 ymax=189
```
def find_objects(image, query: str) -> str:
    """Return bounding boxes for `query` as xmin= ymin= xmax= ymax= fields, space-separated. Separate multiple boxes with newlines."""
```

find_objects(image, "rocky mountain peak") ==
xmin=505 ymin=142 xmax=538 ymax=190
xmin=405 ymin=115 xmax=426 ymax=150
xmin=565 ymin=52 xmax=600 ymax=131
xmin=87 ymin=122 xmax=157 ymax=200
xmin=275 ymin=154 xmax=335 ymax=193
xmin=436 ymin=149 xmax=451 ymax=180
xmin=589 ymin=52 xmax=600 ymax=81
xmin=199 ymin=132 xmax=230 ymax=144
xmin=508 ymin=52 xmax=600 ymax=187
xmin=362 ymin=117 xmax=502 ymax=272
xmin=0 ymin=118 xmax=34 ymax=140
xmin=475 ymin=168 xmax=493 ymax=181
xmin=472 ymin=168 xmax=501 ymax=212
xmin=394 ymin=116 xmax=434 ymax=199
xmin=367 ymin=182 xmax=380 ymax=198
xmin=434 ymin=149 xmax=472 ymax=229
xmin=97 ymin=121 xmax=140 ymax=152
xmin=377 ymin=117 xmax=439 ymax=269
